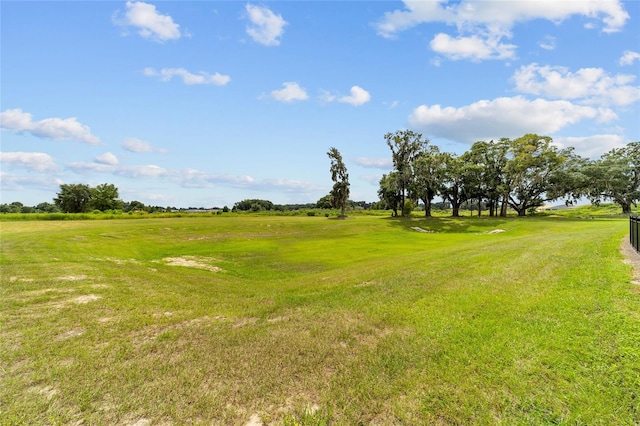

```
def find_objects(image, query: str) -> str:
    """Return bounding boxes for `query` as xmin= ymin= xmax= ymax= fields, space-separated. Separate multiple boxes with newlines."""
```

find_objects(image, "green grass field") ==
xmin=1 ymin=213 xmax=639 ymax=425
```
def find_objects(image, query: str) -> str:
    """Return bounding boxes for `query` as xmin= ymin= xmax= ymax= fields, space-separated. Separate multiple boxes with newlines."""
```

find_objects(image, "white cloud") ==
xmin=245 ymin=4 xmax=287 ymax=46
xmin=354 ymin=157 xmax=393 ymax=169
xmin=144 ymin=67 xmax=230 ymax=86
xmin=177 ymin=169 xmax=255 ymax=188
xmin=0 ymin=171 xmax=63 ymax=192
xmin=255 ymin=178 xmax=324 ymax=193
xmin=538 ymin=35 xmax=556 ymax=50
xmin=619 ymin=50 xmax=640 ymax=66
xmin=375 ymin=0 xmax=629 ymax=38
xmin=0 ymin=152 xmax=58 ymax=171
xmin=319 ymin=90 xmax=337 ymax=103
xmin=66 ymin=162 xmax=116 ymax=174
xmin=375 ymin=1 xmax=628 ymax=62
xmin=270 ymin=82 xmax=308 ymax=103
xmin=119 ymin=164 xmax=168 ymax=178
xmin=430 ymin=32 xmax=516 ymax=61
xmin=553 ymin=134 xmax=626 ymax=158
xmin=408 ymin=96 xmax=617 ymax=144
xmin=95 ymin=152 xmax=119 ymax=165
xmin=114 ymin=1 xmax=181 ymax=42
xmin=338 ymin=86 xmax=371 ymax=106
xmin=66 ymin=157 xmax=322 ymax=195
xmin=512 ymin=63 xmax=640 ymax=106
xmin=0 ymin=109 xmax=101 ymax=145
xmin=67 ymin=161 xmax=168 ymax=179
xmin=122 ymin=137 xmax=166 ymax=153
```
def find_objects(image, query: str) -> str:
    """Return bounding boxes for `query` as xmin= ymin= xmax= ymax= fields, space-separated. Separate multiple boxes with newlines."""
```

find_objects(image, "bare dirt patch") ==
xmin=620 ymin=237 xmax=640 ymax=285
xmin=56 ymin=275 xmax=87 ymax=281
xmin=29 ymin=385 xmax=58 ymax=400
xmin=132 ymin=315 xmax=225 ymax=346
xmin=159 ymin=256 xmax=223 ymax=272
xmin=488 ymin=229 xmax=506 ymax=234
xmin=411 ymin=226 xmax=436 ymax=233
xmin=56 ymin=328 xmax=85 ymax=341
xmin=233 ymin=317 xmax=259 ymax=328
xmin=8 ymin=276 xmax=34 ymax=283
xmin=244 ymin=414 xmax=262 ymax=426
xmin=73 ymin=294 xmax=101 ymax=304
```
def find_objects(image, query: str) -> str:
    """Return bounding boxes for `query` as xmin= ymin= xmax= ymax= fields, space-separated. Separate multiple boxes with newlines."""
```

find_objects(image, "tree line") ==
xmin=374 ymin=130 xmax=640 ymax=217
xmin=4 ymin=132 xmax=638 ymax=216
xmin=0 ymin=183 xmax=174 ymax=214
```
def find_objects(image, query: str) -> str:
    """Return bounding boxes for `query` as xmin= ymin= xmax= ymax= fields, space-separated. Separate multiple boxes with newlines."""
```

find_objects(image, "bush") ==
xmin=307 ymin=211 xmax=316 ymax=216
xmin=403 ymin=199 xmax=414 ymax=216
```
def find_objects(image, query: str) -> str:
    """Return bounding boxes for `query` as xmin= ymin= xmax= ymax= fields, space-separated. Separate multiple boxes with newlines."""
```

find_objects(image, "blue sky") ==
xmin=2 ymin=1 xmax=639 ymax=208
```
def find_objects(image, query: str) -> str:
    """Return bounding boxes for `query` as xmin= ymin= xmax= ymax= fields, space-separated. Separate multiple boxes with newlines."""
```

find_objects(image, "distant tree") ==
xmin=503 ymin=134 xmax=575 ymax=216
xmin=0 ymin=202 xmax=25 ymax=213
xmin=439 ymin=153 xmax=469 ymax=217
xmin=234 ymin=199 xmax=274 ymax=211
xmin=124 ymin=200 xmax=147 ymax=212
xmin=378 ymin=172 xmax=402 ymax=217
xmin=583 ymin=141 xmax=640 ymax=214
xmin=327 ymin=147 xmax=350 ymax=217
xmin=36 ymin=202 xmax=60 ymax=213
xmin=384 ymin=130 xmax=429 ymax=216
xmin=316 ymin=194 xmax=332 ymax=209
xmin=54 ymin=184 xmax=92 ymax=213
xmin=411 ymin=146 xmax=443 ymax=217
xmin=90 ymin=183 xmax=123 ymax=211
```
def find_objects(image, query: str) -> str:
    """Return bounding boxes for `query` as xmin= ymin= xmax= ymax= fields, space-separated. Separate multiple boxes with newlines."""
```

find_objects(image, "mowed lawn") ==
xmin=1 ymin=215 xmax=638 ymax=425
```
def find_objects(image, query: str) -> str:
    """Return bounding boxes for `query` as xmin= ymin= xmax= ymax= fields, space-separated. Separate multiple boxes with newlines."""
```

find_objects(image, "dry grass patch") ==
xmin=56 ymin=328 xmax=85 ymax=341
xmin=158 ymin=256 xmax=223 ymax=272
xmin=73 ymin=294 xmax=101 ymax=304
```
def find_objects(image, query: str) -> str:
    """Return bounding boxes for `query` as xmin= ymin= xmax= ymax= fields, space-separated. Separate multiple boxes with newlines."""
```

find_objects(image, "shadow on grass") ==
xmin=383 ymin=213 xmax=625 ymax=234
xmin=383 ymin=215 xmax=512 ymax=233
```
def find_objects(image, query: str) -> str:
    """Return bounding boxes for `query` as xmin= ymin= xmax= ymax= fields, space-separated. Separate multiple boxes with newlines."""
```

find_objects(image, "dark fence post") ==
xmin=631 ymin=215 xmax=640 ymax=252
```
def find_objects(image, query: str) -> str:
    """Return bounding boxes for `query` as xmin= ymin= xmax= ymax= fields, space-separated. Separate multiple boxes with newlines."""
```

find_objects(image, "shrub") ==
xmin=403 ymin=199 xmax=414 ymax=216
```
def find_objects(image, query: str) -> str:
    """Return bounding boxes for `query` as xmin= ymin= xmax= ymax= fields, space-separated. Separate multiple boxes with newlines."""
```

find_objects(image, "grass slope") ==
xmin=1 ymin=215 xmax=638 ymax=424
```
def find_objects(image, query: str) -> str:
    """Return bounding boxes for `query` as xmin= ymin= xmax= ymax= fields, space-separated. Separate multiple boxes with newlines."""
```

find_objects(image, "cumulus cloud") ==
xmin=553 ymin=134 xmax=626 ymax=158
xmin=119 ymin=164 xmax=168 ymax=178
xmin=65 ymin=156 xmax=321 ymax=195
xmin=0 ymin=171 xmax=63 ymax=192
xmin=354 ymin=157 xmax=393 ymax=169
xmin=375 ymin=0 xmax=629 ymax=37
xmin=512 ymin=63 xmax=640 ymax=106
xmin=178 ymin=169 xmax=255 ymax=188
xmin=408 ymin=96 xmax=617 ymax=144
xmin=122 ymin=137 xmax=166 ymax=153
xmin=143 ymin=67 xmax=231 ymax=86
xmin=67 ymin=161 xmax=168 ymax=179
xmin=0 ymin=109 xmax=101 ymax=145
xmin=338 ymin=86 xmax=371 ymax=106
xmin=113 ymin=1 xmax=181 ymax=42
xmin=245 ymin=3 xmax=287 ymax=46
xmin=619 ymin=50 xmax=640 ymax=66
xmin=95 ymin=152 xmax=119 ymax=165
xmin=430 ymin=32 xmax=516 ymax=61
xmin=375 ymin=1 xmax=628 ymax=62
xmin=0 ymin=152 xmax=58 ymax=171
xmin=269 ymin=82 xmax=308 ymax=102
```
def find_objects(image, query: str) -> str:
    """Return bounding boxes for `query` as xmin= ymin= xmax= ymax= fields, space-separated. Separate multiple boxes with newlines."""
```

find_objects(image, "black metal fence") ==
xmin=631 ymin=215 xmax=640 ymax=252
